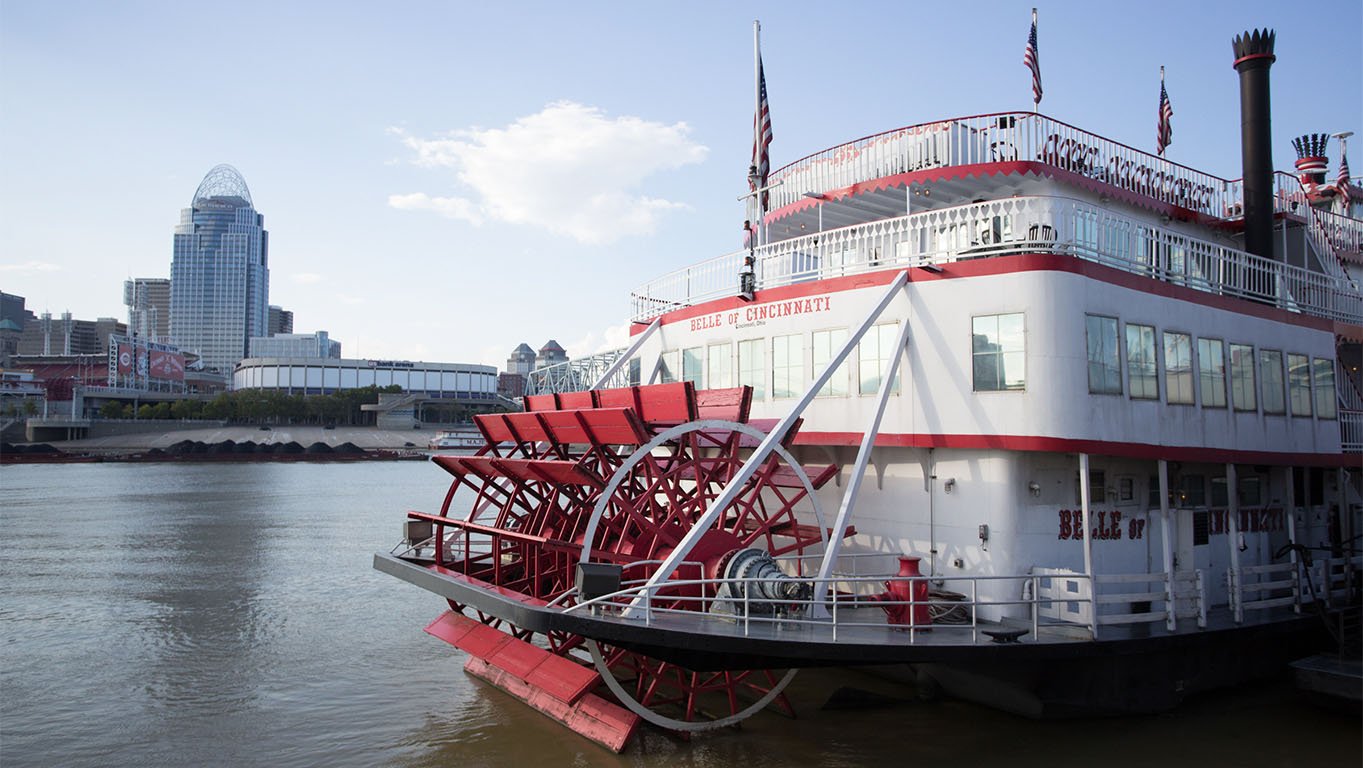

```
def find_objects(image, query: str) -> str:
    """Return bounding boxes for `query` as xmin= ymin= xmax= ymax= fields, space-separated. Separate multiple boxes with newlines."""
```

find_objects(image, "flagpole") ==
xmin=1159 ymin=66 xmax=1165 ymax=157
xmin=1031 ymin=8 xmax=1038 ymax=114
xmin=754 ymin=19 xmax=764 ymax=245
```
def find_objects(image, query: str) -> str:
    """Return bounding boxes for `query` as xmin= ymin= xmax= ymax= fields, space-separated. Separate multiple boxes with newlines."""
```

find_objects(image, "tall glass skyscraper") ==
xmin=170 ymin=165 xmax=269 ymax=374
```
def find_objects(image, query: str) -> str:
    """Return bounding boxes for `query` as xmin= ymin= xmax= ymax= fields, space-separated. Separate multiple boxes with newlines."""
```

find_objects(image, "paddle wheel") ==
xmin=400 ymin=382 xmax=841 ymax=750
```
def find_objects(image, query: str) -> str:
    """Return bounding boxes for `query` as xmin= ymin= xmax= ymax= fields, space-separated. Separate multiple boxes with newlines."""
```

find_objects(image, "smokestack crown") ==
xmin=1232 ymin=29 xmax=1276 ymax=68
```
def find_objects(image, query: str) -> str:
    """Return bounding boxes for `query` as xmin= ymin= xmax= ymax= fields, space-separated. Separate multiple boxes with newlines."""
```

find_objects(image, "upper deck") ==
xmin=631 ymin=112 xmax=1363 ymax=329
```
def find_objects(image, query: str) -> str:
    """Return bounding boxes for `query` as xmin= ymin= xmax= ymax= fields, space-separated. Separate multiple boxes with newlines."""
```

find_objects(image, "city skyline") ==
xmin=2 ymin=1 xmax=1359 ymax=372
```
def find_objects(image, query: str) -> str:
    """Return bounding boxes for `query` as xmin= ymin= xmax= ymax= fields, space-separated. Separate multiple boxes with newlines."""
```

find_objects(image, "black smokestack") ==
xmin=1232 ymin=29 xmax=1276 ymax=261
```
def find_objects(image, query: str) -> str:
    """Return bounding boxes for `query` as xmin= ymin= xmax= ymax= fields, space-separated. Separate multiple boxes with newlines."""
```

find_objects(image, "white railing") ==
xmin=1229 ymin=561 xmax=1300 ymax=623
xmin=1315 ymin=554 xmax=1362 ymax=608
xmin=1342 ymin=411 xmax=1363 ymax=454
xmin=564 ymin=569 xmax=1093 ymax=645
xmin=765 ymin=112 xmax=1233 ymax=219
xmin=1172 ymin=570 xmax=1209 ymax=629
xmin=630 ymin=196 xmax=1363 ymax=325
xmin=1314 ymin=207 xmax=1363 ymax=256
xmin=1269 ymin=172 xmax=1354 ymax=281
xmin=527 ymin=348 xmax=634 ymax=396
xmin=1093 ymin=572 xmax=1174 ymax=628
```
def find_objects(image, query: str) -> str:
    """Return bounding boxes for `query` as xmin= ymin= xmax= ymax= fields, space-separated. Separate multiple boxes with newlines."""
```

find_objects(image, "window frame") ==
xmin=1259 ymin=348 xmax=1285 ymax=415
xmin=1125 ymin=322 xmax=1158 ymax=400
xmin=971 ymin=312 xmax=1026 ymax=392
xmin=771 ymin=333 xmax=804 ymax=399
xmin=1086 ymin=314 xmax=1123 ymax=395
xmin=1197 ymin=337 xmax=1227 ymax=409
xmin=810 ymin=327 xmax=850 ymax=398
xmin=1163 ymin=330 xmax=1195 ymax=405
xmin=1313 ymin=357 xmax=1337 ymax=420
xmin=1229 ymin=342 xmax=1256 ymax=412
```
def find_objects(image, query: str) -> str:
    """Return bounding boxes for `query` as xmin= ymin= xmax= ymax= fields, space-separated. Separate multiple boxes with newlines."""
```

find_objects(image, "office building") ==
xmin=248 ymin=331 xmax=340 ymax=359
xmin=268 ymin=305 xmax=293 ymax=336
xmin=124 ymin=278 xmax=171 ymax=343
xmin=170 ymin=164 xmax=269 ymax=374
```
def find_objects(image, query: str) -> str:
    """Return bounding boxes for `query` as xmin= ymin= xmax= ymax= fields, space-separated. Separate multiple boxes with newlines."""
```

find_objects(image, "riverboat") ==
xmin=375 ymin=24 xmax=1361 ymax=751
xmin=427 ymin=430 xmax=483 ymax=451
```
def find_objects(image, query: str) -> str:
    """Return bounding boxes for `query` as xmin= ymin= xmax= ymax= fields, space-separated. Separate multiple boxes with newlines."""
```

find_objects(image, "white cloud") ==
xmin=564 ymin=322 xmax=633 ymax=359
xmin=335 ymin=293 xmax=365 ymax=305
xmin=389 ymin=102 xmax=708 ymax=244
xmin=0 ymin=260 xmax=61 ymax=274
xmin=291 ymin=272 xmax=324 ymax=285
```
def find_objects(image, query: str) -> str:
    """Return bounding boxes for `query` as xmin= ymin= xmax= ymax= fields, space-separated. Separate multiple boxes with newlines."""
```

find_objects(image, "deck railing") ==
xmin=765 ymin=112 xmax=1234 ymax=218
xmin=1313 ymin=206 xmax=1363 ymax=257
xmin=1269 ymin=172 xmax=1353 ymax=280
xmin=630 ymin=195 xmax=1363 ymax=325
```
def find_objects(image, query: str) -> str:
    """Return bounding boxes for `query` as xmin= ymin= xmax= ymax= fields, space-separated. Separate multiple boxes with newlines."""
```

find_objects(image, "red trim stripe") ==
xmin=794 ymin=430 xmax=1354 ymax=467
xmin=636 ymin=254 xmax=1338 ymax=334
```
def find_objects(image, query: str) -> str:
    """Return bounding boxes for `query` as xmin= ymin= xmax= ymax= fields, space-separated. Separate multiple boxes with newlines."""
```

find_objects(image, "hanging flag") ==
xmin=1023 ymin=9 xmax=1042 ymax=107
xmin=752 ymin=56 xmax=773 ymax=211
xmin=1157 ymin=69 xmax=1173 ymax=156
xmin=1339 ymin=150 xmax=1352 ymax=210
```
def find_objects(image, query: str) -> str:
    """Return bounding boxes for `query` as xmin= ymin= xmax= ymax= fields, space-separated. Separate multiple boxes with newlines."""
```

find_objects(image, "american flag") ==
xmin=1339 ymin=151 xmax=1352 ymax=210
xmin=1157 ymin=77 xmax=1173 ymax=156
xmin=1023 ymin=10 xmax=1042 ymax=106
xmin=752 ymin=56 xmax=773 ymax=210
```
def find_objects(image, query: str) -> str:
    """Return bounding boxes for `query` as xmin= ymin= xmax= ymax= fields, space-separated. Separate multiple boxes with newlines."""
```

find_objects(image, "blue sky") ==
xmin=2 ymin=0 xmax=1359 ymax=370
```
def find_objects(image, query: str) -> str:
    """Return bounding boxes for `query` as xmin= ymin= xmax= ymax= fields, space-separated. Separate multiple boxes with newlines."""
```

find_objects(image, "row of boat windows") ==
xmin=1082 ymin=314 xmax=1337 ymax=418
xmin=656 ymin=312 xmax=1337 ymax=420
xmin=657 ymin=323 xmax=903 ymax=399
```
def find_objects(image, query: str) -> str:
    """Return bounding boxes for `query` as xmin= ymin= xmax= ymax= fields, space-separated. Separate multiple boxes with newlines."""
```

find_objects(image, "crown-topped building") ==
xmin=169 ymin=165 xmax=269 ymax=374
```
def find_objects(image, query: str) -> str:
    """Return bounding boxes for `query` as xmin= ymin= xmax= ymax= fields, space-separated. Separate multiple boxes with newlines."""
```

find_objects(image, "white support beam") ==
xmin=813 ymin=314 xmax=913 ymax=606
xmin=635 ymin=271 xmax=910 ymax=606
xmin=1227 ymin=463 xmax=1242 ymax=624
xmin=1285 ymin=465 xmax=1299 ymax=614
xmin=590 ymin=318 xmax=659 ymax=390
xmin=1158 ymin=459 xmax=1175 ymax=631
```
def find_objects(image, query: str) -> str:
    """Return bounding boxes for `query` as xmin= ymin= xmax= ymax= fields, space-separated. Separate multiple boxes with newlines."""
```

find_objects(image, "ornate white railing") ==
xmin=1315 ymin=207 xmax=1363 ymax=256
xmin=765 ymin=112 xmax=1235 ymax=219
xmin=630 ymin=196 xmax=1363 ymax=326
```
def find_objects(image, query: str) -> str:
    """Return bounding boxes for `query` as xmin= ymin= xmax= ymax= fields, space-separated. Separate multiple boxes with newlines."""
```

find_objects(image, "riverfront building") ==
xmin=232 ymin=357 xmax=498 ymax=402
xmin=248 ymin=331 xmax=340 ymax=359
xmin=170 ymin=165 xmax=269 ymax=375
xmin=124 ymin=278 xmax=171 ymax=343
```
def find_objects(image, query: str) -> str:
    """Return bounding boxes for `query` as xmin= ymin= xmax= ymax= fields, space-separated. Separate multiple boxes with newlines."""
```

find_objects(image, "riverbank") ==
xmin=1 ymin=425 xmax=455 ymax=464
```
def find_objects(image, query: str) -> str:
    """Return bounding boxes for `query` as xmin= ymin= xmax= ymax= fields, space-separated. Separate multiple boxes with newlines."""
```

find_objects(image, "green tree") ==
xmin=151 ymin=402 xmax=173 ymax=419
xmin=99 ymin=401 xmax=126 ymax=419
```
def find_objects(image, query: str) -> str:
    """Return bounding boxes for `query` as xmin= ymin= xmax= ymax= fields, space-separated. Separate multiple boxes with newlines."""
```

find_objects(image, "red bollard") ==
xmin=877 ymin=555 xmax=931 ymax=629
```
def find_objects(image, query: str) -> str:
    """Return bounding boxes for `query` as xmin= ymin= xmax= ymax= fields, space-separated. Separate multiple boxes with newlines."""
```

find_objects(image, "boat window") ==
xmin=737 ymin=339 xmax=765 ymax=400
xmin=1211 ymin=477 xmax=1228 ymax=507
xmin=1287 ymin=353 xmax=1312 ymax=417
xmin=1085 ymin=315 xmax=1122 ymax=395
xmin=859 ymin=323 xmax=902 ymax=396
xmin=1125 ymin=323 xmax=1158 ymax=399
xmin=1197 ymin=338 xmax=1226 ymax=408
xmin=707 ymin=343 xmax=733 ymax=389
xmin=1229 ymin=343 xmax=1256 ymax=412
xmin=1177 ymin=474 xmax=1206 ymax=507
xmin=1163 ymin=331 xmax=1194 ymax=404
xmin=1313 ymin=358 xmax=1336 ymax=420
xmin=682 ymin=347 xmax=703 ymax=387
xmin=628 ymin=358 xmax=641 ymax=386
xmin=658 ymin=351 xmax=679 ymax=384
xmin=972 ymin=313 xmax=1025 ymax=392
xmin=1239 ymin=476 xmax=1263 ymax=506
xmin=772 ymin=334 xmax=804 ymax=399
xmin=1259 ymin=349 xmax=1285 ymax=414
xmin=1075 ymin=470 xmax=1107 ymax=505
xmin=811 ymin=328 xmax=850 ymax=397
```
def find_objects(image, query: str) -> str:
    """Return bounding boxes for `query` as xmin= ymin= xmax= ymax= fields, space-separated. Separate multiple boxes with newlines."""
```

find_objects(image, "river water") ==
xmin=2 ymin=462 xmax=1357 ymax=767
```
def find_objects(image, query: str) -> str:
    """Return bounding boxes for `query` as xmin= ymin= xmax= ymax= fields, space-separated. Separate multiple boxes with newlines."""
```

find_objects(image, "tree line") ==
xmin=97 ymin=385 xmax=408 ymax=425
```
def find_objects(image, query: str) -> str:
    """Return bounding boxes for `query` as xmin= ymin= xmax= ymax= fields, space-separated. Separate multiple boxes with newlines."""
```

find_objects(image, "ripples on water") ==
xmin=2 ymin=462 xmax=1358 ymax=767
